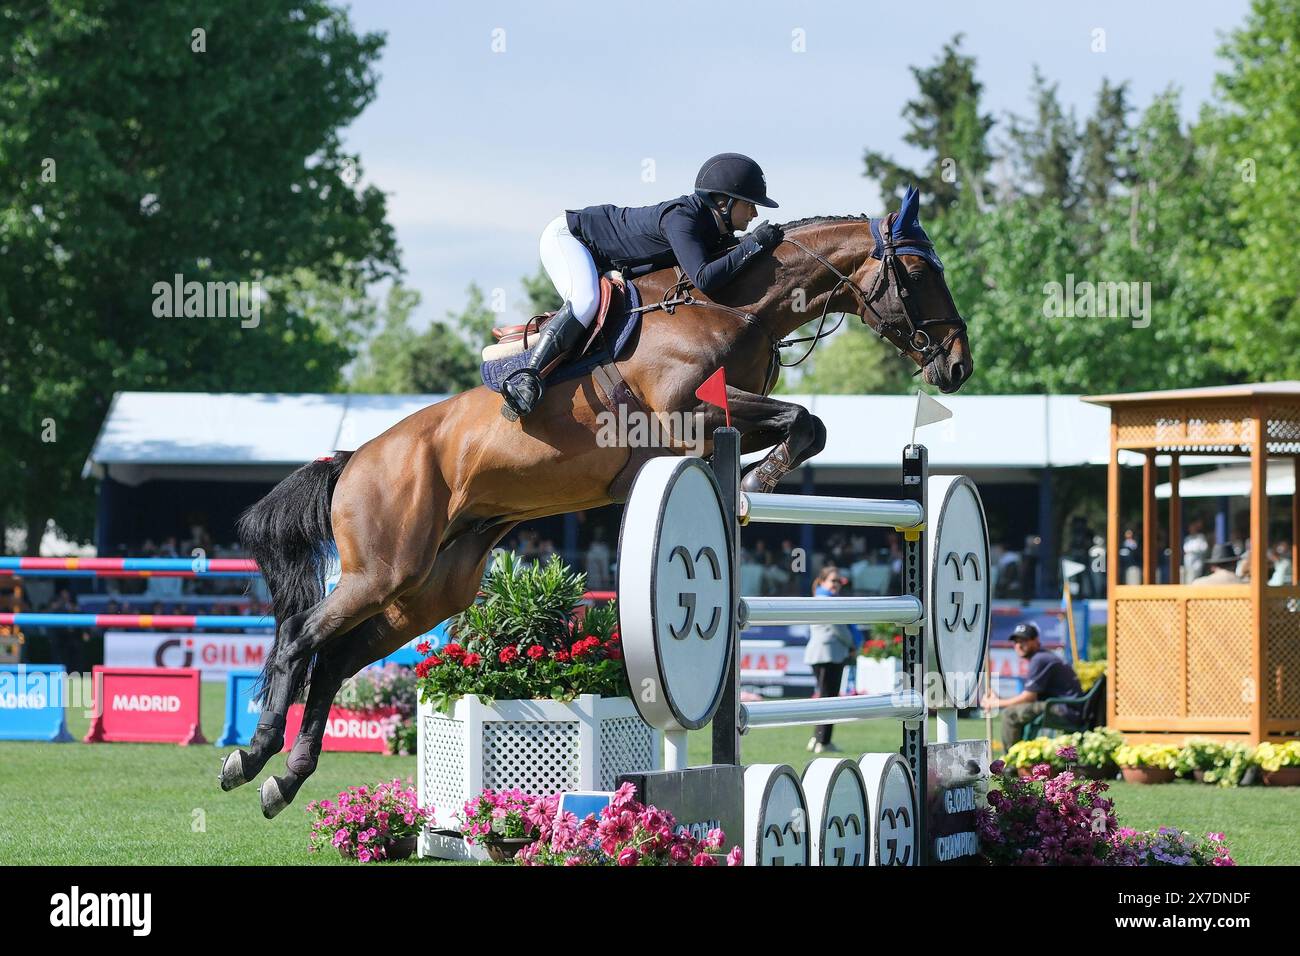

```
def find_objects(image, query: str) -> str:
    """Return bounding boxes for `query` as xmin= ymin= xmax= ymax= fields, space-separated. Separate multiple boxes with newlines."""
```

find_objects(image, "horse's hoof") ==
xmin=260 ymin=775 xmax=290 ymax=819
xmin=219 ymin=750 xmax=250 ymax=791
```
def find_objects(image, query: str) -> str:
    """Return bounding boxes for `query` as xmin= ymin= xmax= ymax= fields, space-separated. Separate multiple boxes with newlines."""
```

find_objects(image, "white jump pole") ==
xmin=663 ymin=729 xmax=689 ymax=771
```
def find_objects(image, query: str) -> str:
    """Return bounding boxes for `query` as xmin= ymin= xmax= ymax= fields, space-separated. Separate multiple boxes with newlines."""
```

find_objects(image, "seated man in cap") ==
xmin=1191 ymin=542 xmax=1243 ymax=585
xmin=980 ymin=622 xmax=1083 ymax=753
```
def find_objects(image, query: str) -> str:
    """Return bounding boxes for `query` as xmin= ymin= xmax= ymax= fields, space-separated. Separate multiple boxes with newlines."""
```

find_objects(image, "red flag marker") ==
xmin=695 ymin=367 xmax=731 ymax=428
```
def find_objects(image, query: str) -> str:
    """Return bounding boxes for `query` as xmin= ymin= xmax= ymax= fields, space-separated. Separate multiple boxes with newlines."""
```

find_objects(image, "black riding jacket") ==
xmin=565 ymin=193 xmax=764 ymax=295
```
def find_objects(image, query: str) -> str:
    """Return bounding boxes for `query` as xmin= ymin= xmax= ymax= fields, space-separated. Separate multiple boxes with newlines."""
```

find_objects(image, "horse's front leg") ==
xmin=697 ymin=386 xmax=826 ymax=493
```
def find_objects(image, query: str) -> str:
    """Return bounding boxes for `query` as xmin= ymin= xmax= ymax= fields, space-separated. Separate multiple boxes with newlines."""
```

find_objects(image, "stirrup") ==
xmin=501 ymin=368 xmax=543 ymax=419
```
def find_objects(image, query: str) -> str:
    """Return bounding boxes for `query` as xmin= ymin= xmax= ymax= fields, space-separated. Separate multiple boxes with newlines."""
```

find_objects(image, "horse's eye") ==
xmin=908 ymin=272 xmax=924 ymax=283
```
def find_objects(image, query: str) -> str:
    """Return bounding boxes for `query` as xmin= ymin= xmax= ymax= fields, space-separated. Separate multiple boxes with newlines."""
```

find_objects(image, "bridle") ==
xmin=777 ymin=213 xmax=968 ymax=372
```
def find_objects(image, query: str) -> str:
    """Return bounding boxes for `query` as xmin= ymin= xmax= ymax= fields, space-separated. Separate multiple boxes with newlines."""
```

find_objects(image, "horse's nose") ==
xmin=949 ymin=363 xmax=965 ymax=387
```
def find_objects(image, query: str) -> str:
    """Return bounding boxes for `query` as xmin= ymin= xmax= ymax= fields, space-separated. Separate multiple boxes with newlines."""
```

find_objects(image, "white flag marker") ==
xmin=911 ymin=390 xmax=953 ymax=445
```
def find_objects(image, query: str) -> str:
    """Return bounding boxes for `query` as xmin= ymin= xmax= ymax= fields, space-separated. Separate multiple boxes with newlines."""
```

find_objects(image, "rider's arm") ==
xmin=661 ymin=205 xmax=763 ymax=296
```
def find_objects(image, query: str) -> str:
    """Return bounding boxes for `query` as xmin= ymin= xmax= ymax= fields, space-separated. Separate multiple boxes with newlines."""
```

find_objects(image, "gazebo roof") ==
xmin=1083 ymin=381 xmax=1300 ymax=407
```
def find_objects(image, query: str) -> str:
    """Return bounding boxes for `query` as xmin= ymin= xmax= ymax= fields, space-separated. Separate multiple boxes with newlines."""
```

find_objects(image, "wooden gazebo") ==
xmin=1083 ymin=383 xmax=1300 ymax=744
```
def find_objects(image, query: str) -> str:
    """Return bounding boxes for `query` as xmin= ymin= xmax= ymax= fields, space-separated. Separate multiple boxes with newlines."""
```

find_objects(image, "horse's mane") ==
xmin=778 ymin=213 xmax=873 ymax=231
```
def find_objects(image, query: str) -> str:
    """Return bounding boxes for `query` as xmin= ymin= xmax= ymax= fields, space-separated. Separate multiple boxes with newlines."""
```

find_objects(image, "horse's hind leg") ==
xmin=258 ymin=523 xmax=516 ymax=818
xmin=220 ymin=573 xmax=419 ymax=793
xmin=257 ymin=628 xmax=381 ymax=819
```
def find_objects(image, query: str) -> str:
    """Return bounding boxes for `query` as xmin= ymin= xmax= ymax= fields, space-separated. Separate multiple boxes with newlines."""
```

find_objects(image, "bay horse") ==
xmin=220 ymin=187 xmax=973 ymax=817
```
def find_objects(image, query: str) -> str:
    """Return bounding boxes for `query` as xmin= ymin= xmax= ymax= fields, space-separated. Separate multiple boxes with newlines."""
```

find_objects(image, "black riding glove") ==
xmin=751 ymin=221 xmax=784 ymax=252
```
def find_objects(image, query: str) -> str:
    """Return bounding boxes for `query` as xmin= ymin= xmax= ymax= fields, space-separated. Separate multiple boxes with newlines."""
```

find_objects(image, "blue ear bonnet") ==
xmin=869 ymin=185 xmax=944 ymax=272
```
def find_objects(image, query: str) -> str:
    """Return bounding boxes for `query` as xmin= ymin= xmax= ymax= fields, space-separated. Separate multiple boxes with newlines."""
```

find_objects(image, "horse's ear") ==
xmin=894 ymin=185 xmax=921 ymax=237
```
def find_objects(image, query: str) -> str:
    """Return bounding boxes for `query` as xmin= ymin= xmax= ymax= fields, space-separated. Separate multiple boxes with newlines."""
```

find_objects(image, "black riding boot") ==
xmin=501 ymin=302 xmax=586 ymax=418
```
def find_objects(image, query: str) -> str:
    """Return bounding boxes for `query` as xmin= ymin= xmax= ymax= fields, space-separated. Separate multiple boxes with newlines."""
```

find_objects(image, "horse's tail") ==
xmin=237 ymin=452 xmax=353 ymax=702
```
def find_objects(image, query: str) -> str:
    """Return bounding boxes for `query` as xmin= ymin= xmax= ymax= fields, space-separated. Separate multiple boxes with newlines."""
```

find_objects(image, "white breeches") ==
xmin=539 ymin=215 xmax=601 ymax=328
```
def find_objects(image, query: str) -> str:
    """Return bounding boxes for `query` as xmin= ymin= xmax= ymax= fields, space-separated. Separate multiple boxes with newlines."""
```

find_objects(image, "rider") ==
xmin=501 ymin=152 xmax=784 ymax=418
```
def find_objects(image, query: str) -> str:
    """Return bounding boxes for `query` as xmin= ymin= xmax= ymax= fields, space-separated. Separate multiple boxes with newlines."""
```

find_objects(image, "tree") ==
xmin=0 ymin=0 xmax=398 ymax=549
xmin=351 ymin=284 xmax=495 ymax=395
xmin=1199 ymin=0 xmax=1300 ymax=379
xmin=863 ymin=35 xmax=994 ymax=217
xmin=1004 ymin=69 xmax=1081 ymax=213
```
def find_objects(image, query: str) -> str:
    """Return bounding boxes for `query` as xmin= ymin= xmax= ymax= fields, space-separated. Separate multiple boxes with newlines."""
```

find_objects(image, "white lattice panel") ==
xmin=599 ymin=716 xmax=658 ymax=789
xmin=482 ymin=720 xmax=581 ymax=793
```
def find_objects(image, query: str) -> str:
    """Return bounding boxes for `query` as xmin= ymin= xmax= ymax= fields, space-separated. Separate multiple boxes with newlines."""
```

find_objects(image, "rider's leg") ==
xmin=502 ymin=216 xmax=600 ymax=417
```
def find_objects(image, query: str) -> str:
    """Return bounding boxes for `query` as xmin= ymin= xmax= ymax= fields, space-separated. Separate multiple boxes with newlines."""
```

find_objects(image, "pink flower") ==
xmin=358 ymin=847 xmax=372 ymax=863
xmin=617 ymin=847 xmax=640 ymax=866
xmin=692 ymin=852 xmax=717 ymax=867
xmin=669 ymin=842 xmax=692 ymax=864
xmin=611 ymin=781 xmax=638 ymax=809
xmin=703 ymin=828 xmax=725 ymax=850
xmin=726 ymin=847 xmax=743 ymax=866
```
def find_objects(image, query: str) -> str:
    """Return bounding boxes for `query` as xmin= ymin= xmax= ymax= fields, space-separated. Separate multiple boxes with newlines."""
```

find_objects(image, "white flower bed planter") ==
xmin=417 ymin=693 xmax=660 ymax=859
xmin=855 ymin=657 xmax=902 ymax=696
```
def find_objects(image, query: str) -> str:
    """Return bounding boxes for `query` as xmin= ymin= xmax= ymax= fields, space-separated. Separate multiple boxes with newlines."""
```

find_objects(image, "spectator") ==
xmin=1119 ymin=529 xmax=1141 ymax=584
xmin=585 ymin=527 xmax=611 ymax=590
xmin=1191 ymin=543 xmax=1241 ymax=586
xmin=45 ymin=589 xmax=89 ymax=675
xmin=1183 ymin=519 xmax=1209 ymax=582
xmin=803 ymin=565 xmax=860 ymax=754
xmin=980 ymin=622 xmax=1082 ymax=752
xmin=1268 ymin=541 xmax=1293 ymax=587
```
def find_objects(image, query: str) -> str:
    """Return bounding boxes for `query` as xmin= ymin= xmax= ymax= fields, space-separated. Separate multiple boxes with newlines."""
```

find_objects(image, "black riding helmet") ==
xmin=695 ymin=153 xmax=778 ymax=231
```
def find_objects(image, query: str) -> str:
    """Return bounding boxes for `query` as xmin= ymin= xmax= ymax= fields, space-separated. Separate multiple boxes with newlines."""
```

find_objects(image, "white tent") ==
xmin=1155 ymin=460 xmax=1297 ymax=499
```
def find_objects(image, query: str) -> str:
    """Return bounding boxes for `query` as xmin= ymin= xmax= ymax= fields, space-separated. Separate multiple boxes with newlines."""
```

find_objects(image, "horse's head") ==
xmin=856 ymin=186 xmax=973 ymax=393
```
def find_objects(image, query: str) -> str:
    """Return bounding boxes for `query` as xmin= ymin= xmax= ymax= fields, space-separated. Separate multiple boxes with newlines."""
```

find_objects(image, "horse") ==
xmin=219 ymin=186 xmax=974 ymax=817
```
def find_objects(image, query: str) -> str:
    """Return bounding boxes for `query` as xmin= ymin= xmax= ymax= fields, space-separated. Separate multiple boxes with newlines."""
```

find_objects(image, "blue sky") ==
xmin=339 ymin=0 xmax=1251 ymax=325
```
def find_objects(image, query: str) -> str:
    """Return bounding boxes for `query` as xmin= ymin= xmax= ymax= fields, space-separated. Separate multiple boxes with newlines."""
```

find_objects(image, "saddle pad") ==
xmin=480 ymin=281 xmax=642 ymax=393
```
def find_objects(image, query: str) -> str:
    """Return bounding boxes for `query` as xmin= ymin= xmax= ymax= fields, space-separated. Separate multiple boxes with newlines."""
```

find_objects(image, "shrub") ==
xmin=1175 ymin=739 xmax=1255 ymax=787
xmin=415 ymin=553 xmax=629 ymax=712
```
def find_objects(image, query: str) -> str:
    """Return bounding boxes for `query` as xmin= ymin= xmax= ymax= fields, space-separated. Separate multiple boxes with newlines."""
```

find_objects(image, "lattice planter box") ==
xmin=417 ymin=694 xmax=659 ymax=858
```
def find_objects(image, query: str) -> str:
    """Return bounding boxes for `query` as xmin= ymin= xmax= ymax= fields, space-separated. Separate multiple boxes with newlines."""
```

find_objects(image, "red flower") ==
xmin=462 ymin=653 xmax=481 ymax=667
xmin=442 ymin=643 xmax=465 ymax=660
xmin=553 ymin=650 xmax=570 ymax=663
xmin=526 ymin=645 xmax=546 ymax=661
xmin=416 ymin=641 xmax=432 ymax=654
xmin=572 ymin=637 xmax=600 ymax=660
xmin=893 ymin=635 xmax=903 ymax=644
xmin=606 ymin=647 xmax=622 ymax=661
xmin=499 ymin=646 xmax=519 ymax=664
xmin=415 ymin=659 xmax=432 ymax=679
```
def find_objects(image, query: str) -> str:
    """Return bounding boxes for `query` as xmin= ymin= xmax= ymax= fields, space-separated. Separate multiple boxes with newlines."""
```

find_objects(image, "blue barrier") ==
xmin=0 ymin=664 xmax=74 ymax=742
xmin=216 ymin=670 xmax=262 ymax=747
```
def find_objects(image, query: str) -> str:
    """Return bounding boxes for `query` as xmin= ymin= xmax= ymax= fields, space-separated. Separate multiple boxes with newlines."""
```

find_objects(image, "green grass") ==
xmin=0 ymin=684 xmax=1293 ymax=865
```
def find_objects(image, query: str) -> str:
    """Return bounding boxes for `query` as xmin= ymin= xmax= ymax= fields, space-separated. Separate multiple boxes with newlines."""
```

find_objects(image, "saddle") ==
xmin=482 ymin=274 xmax=620 ymax=363
xmin=478 ymin=275 xmax=643 ymax=396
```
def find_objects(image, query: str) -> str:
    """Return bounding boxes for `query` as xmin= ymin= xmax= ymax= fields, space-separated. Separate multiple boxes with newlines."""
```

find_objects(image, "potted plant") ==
xmin=1254 ymin=741 xmax=1300 ymax=786
xmin=1114 ymin=743 xmax=1180 ymax=784
xmin=979 ymin=759 xmax=1119 ymax=865
xmin=1074 ymin=727 xmax=1123 ymax=779
xmin=1175 ymin=739 xmax=1255 ymax=787
xmin=855 ymin=625 xmax=904 ymax=695
xmin=345 ymin=662 xmax=419 ymax=755
xmin=516 ymin=781 xmax=742 ymax=866
xmin=1110 ymin=828 xmax=1236 ymax=866
xmin=459 ymin=788 xmax=550 ymax=861
xmin=414 ymin=554 xmax=659 ymax=858
xmin=306 ymin=779 xmax=430 ymax=863
xmin=1002 ymin=736 xmax=1068 ymax=777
